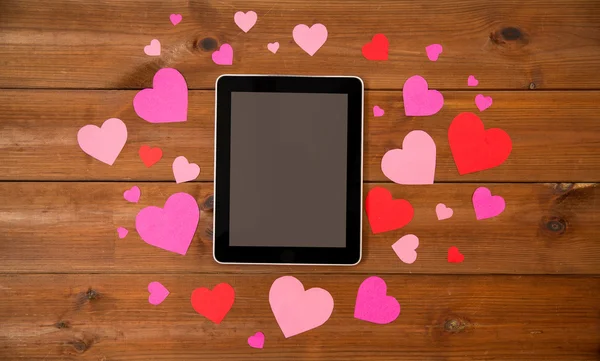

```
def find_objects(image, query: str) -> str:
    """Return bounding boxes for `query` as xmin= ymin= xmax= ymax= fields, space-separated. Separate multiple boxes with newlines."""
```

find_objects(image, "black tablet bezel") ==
xmin=213 ymin=75 xmax=363 ymax=265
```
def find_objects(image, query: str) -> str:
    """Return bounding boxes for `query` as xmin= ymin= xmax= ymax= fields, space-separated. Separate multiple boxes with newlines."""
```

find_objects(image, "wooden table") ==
xmin=1 ymin=1 xmax=599 ymax=360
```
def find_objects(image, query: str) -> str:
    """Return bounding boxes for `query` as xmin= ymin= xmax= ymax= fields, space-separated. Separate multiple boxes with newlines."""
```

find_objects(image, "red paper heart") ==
xmin=138 ymin=145 xmax=163 ymax=167
xmin=362 ymin=34 xmax=389 ymax=61
xmin=447 ymin=246 xmax=464 ymax=263
xmin=365 ymin=187 xmax=414 ymax=234
xmin=448 ymin=112 xmax=512 ymax=175
xmin=190 ymin=283 xmax=235 ymax=324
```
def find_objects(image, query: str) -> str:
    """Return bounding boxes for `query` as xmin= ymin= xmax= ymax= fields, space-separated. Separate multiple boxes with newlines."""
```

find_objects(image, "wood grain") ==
xmin=1 ymin=90 xmax=599 ymax=182
xmin=1 ymin=0 xmax=600 ymax=90
xmin=0 ymin=182 xmax=597 ymax=275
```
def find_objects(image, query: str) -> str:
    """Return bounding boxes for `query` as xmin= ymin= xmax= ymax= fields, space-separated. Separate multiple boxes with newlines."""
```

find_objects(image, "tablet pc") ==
xmin=214 ymin=75 xmax=363 ymax=265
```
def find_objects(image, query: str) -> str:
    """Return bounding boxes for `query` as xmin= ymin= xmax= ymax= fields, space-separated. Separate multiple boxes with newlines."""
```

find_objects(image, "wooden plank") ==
xmin=1 ymin=0 xmax=600 ymax=90
xmin=1 ymin=90 xmax=599 ymax=182
xmin=0 ymin=182 xmax=597 ymax=274
xmin=0 ymin=274 xmax=598 ymax=360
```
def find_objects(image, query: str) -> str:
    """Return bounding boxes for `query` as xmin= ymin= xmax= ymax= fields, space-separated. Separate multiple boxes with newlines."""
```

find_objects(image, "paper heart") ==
xmin=448 ymin=112 xmax=512 ymax=175
xmin=148 ymin=281 xmax=170 ymax=305
xmin=435 ymin=203 xmax=453 ymax=220
xmin=425 ymin=43 xmax=442 ymax=61
xmin=392 ymin=234 xmax=419 ymax=264
xmin=365 ymin=187 xmax=414 ymax=234
xmin=135 ymin=192 xmax=199 ymax=255
xmin=472 ymin=187 xmax=505 ymax=220
xmin=362 ymin=34 xmax=389 ymax=61
xmin=354 ymin=276 xmax=400 ymax=324
xmin=77 ymin=118 xmax=127 ymax=165
xmin=212 ymin=43 xmax=233 ymax=65
xmin=191 ymin=283 xmax=235 ymax=324
xmin=448 ymin=246 xmax=464 ymax=263
xmin=116 ymin=227 xmax=128 ymax=239
xmin=381 ymin=130 xmax=436 ymax=184
xmin=172 ymin=156 xmax=200 ymax=183
xmin=402 ymin=75 xmax=444 ymax=116
xmin=133 ymin=68 xmax=188 ymax=123
xmin=475 ymin=94 xmax=493 ymax=111
xmin=123 ymin=186 xmax=141 ymax=203
xmin=170 ymin=14 xmax=182 ymax=26
xmin=247 ymin=332 xmax=265 ymax=349
xmin=139 ymin=145 xmax=163 ymax=167
xmin=267 ymin=42 xmax=279 ymax=54
xmin=234 ymin=11 xmax=257 ymax=32
xmin=269 ymin=276 xmax=334 ymax=338
xmin=292 ymin=23 xmax=328 ymax=56
xmin=144 ymin=39 xmax=161 ymax=56
xmin=373 ymin=105 xmax=384 ymax=117
xmin=468 ymin=75 xmax=479 ymax=87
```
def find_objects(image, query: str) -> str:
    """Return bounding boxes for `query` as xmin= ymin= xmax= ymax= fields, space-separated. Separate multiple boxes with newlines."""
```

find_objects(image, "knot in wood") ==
xmin=489 ymin=26 xmax=529 ymax=47
xmin=541 ymin=216 xmax=567 ymax=235
xmin=70 ymin=340 xmax=89 ymax=353
xmin=529 ymin=82 xmax=536 ymax=90
xmin=55 ymin=321 xmax=70 ymax=329
xmin=86 ymin=288 xmax=99 ymax=300
xmin=202 ymin=194 xmax=214 ymax=211
xmin=198 ymin=37 xmax=218 ymax=51
xmin=501 ymin=27 xmax=522 ymax=41
xmin=444 ymin=318 xmax=467 ymax=333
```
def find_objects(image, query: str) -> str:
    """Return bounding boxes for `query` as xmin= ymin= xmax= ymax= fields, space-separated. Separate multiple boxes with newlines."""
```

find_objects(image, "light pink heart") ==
xmin=77 ymin=118 xmax=127 ymax=165
xmin=436 ymin=203 xmax=453 ymax=220
xmin=172 ymin=156 xmax=200 ymax=184
xmin=234 ymin=11 xmax=257 ymax=33
xmin=475 ymin=94 xmax=493 ymax=111
xmin=212 ymin=43 xmax=233 ymax=65
xmin=472 ymin=187 xmax=505 ymax=220
xmin=123 ymin=186 xmax=141 ymax=203
xmin=117 ymin=227 xmax=129 ymax=239
xmin=373 ymin=105 xmax=384 ymax=117
xmin=267 ymin=42 xmax=279 ymax=54
xmin=354 ymin=276 xmax=400 ymax=324
xmin=133 ymin=68 xmax=188 ymax=123
xmin=425 ymin=43 xmax=443 ymax=61
xmin=381 ymin=130 xmax=436 ymax=184
xmin=144 ymin=39 xmax=161 ymax=56
xmin=247 ymin=332 xmax=265 ymax=349
xmin=170 ymin=14 xmax=182 ymax=26
xmin=468 ymin=75 xmax=479 ymax=87
xmin=135 ymin=192 xmax=199 ymax=255
xmin=292 ymin=23 xmax=328 ymax=56
xmin=392 ymin=234 xmax=419 ymax=264
xmin=402 ymin=75 xmax=444 ymax=116
xmin=148 ymin=281 xmax=170 ymax=305
xmin=269 ymin=276 xmax=334 ymax=338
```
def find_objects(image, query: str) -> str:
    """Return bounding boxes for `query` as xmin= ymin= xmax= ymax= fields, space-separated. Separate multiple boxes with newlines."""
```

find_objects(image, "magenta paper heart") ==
xmin=247 ymin=332 xmax=265 ymax=349
xmin=133 ymin=68 xmax=188 ymax=123
xmin=148 ymin=281 xmax=170 ymax=305
xmin=170 ymin=14 xmax=182 ymax=26
xmin=123 ymin=186 xmax=141 ymax=203
xmin=354 ymin=276 xmax=400 ymax=324
xmin=475 ymin=94 xmax=493 ymax=111
xmin=381 ymin=130 xmax=436 ymax=184
xmin=116 ymin=227 xmax=129 ymax=239
xmin=425 ymin=43 xmax=442 ymax=61
xmin=212 ymin=44 xmax=233 ymax=65
xmin=373 ymin=105 xmax=384 ymax=117
xmin=135 ymin=192 xmax=200 ymax=255
xmin=402 ymin=75 xmax=444 ymax=116
xmin=77 ymin=118 xmax=127 ymax=165
xmin=468 ymin=75 xmax=479 ymax=87
xmin=472 ymin=187 xmax=505 ymax=220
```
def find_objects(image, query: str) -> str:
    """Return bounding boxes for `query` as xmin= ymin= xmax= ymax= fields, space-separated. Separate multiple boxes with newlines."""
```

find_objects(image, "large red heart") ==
xmin=362 ymin=34 xmax=389 ymax=61
xmin=365 ymin=187 xmax=414 ymax=234
xmin=191 ymin=283 xmax=235 ymax=324
xmin=138 ymin=145 xmax=163 ymax=167
xmin=448 ymin=112 xmax=512 ymax=175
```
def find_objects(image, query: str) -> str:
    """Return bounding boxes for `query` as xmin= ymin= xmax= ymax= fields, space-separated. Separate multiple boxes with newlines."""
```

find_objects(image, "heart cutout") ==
xmin=293 ymin=24 xmax=328 ymax=56
xmin=77 ymin=118 xmax=127 ymax=165
xmin=435 ymin=203 xmax=453 ymax=220
xmin=468 ymin=75 xmax=479 ymax=87
xmin=392 ymin=234 xmax=419 ymax=264
xmin=475 ymin=94 xmax=493 ymax=111
xmin=362 ymin=34 xmax=389 ymax=61
xmin=373 ymin=105 xmax=384 ymax=117
xmin=116 ymin=227 xmax=128 ymax=239
xmin=425 ymin=44 xmax=443 ymax=61
xmin=402 ymin=75 xmax=444 ymax=116
xmin=212 ymin=43 xmax=233 ymax=65
xmin=172 ymin=156 xmax=200 ymax=184
xmin=170 ymin=14 xmax=182 ymax=26
xmin=448 ymin=246 xmax=464 ymax=263
xmin=472 ymin=187 xmax=505 ymax=220
xmin=381 ymin=130 xmax=436 ymax=184
xmin=234 ymin=11 xmax=257 ymax=33
xmin=191 ymin=283 xmax=235 ymax=324
xmin=365 ymin=187 xmax=414 ymax=234
xmin=139 ymin=145 xmax=163 ymax=167
xmin=148 ymin=281 xmax=170 ymax=305
xmin=144 ymin=39 xmax=161 ymax=56
xmin=123 ymin=186 xmax=141 ymax=203
xmin=267 ymin=42 xmax=279 ymax=54
xmin=247 ymin=332 xmax=265 ymax=349
xmin=133 ymin=68 xmax=188 ymax=123
xmin=354 ymin=276 xmax=400 ymax=324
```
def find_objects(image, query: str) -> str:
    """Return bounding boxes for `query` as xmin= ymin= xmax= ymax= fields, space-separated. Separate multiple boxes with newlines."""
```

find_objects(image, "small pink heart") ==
xmin=354 ymin=276 xmax=400 ymax=324
xmin=123 ymin=186 xmax=141 ymax=203
xmin=425 ymin=43 xmax=443 ymax=61
xmin=402 ymin=75 xmax=444 ymax=116
xmin=267 ymin=42 xmax=279 ymax=54
xmin=170 ymin=14 xmax=182 ymax=26
xmin=234 ymin=11 xmax=257 ymax=33
xmin=475 ymin=94 xmax=493 ymax=111
xmin=293 ymin=23 xmax=328 ymax=56
xmin=172 ymin=156 xmax=200 ymax=184
xmin=77 ymin=118 xmax=128 ymax=165
xmin=381 ymin=130 xmax=436 ymax=185
xmin=144 ymin=39 xmax=161 ymax=56
xmin=435 ymin=203 xmax=453 ymax=220
xmin=212 ymin=43 xmax=233 ymax=65
xmin=373 ymin=105 xmax=384 ymax=117
xmin=117 ymin=227 xmax=128 ymax=239
xmin=468 ymin=75 xmax=479 ymax=87
xmin=148 ymin=281 xmax=170 ymax=305
xmin=133 ymin=68 xmax=188 ymax=123
xmin=247 ymin=332 xmax=265 ymax=349
xmin=472 ymin=187 xmax=505 ymax=220
xmin=392 ymin=234 xmax=419 ymax=264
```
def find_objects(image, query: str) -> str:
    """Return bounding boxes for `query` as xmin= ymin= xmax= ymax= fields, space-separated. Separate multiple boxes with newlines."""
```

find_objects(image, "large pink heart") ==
xmin=133 ymin=68 xmax=188 ymax=123
xmin=354 ymin=276 xmax=400 ymax=324
xmin=292 ymin=24 xmax=328 ymax=56
xmin=472 ymin=187 xmax=505 ymax=220
xmin=381 ymin=130 xmax=436 ymax=184
xmin=402 ymin=75 xmax=444 ymax=116
xmin=135 ymin=192 xmax=199 ymax=255
xmin=77 ymin=118 xmax=127 ymax=165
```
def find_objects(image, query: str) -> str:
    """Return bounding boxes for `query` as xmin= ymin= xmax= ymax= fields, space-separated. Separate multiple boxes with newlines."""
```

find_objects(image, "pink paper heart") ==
xmin=123 ymin=186 xmax=141 ymax=203
xmin=435 ymin=203 xmax=453 ymax=220
xmin=373 ymin=105 xmax=384 ymax=117
xmin=170 ymin=14 xmax=182 ymax=26
xmin=269 ymin=276 xmax=334 ymax=338
xmin=402 ymin=75 xmax=444 ymax=116
xmin=117 ymin=227 xmax=129 ymax=239
xmin=392 ymin=234 xmax=419 ymax=264
xmin=135 ymin=192 xmax=199 ymax=255
xmin=354 ymin=276 xmax=400 ymax=324
xmin=77 ymin=118 xmax=127 ymax=165
xmin=247 ymin=332 xmax=265 ymax=349
xmin=292 ymin=23 xmax=328 ymax=56
xmin=267 ymin=42 xmax=279 ymax=54
xmin=468 ymin=75 xmax=479 ymax=87
xmin=381 ymin=130 xmax=436 ymax=184
xmin=234 ymin=11 xmax=257 ymax=33
xmin=425 ymin=43 xmax=443 ymax=61
xmin=172 ymin=156 xmax=200 ymax=184
xmin=212 ymin=43 xmax=233 ymax=65
xmin=472 ymin=187 xmax=505 ymax=220
xmin=144 ymin=39 xmax=161 ymax=56
xmin=133 ymin=68 xmax=188 ymax=123
xmin=148 ymin=281 xmax=170 ymax=305
xmin=475 ymin=94 xmax=493 ymax=111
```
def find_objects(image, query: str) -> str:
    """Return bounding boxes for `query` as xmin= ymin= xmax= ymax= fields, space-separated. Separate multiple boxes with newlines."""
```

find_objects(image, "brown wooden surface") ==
xmin=1 ymin=0 xmax=599 ymax=360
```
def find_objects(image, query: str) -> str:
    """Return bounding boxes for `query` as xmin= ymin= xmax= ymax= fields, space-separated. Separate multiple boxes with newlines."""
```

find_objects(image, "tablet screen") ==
xmin=229 ymin=92 xmax=348 ymax=248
